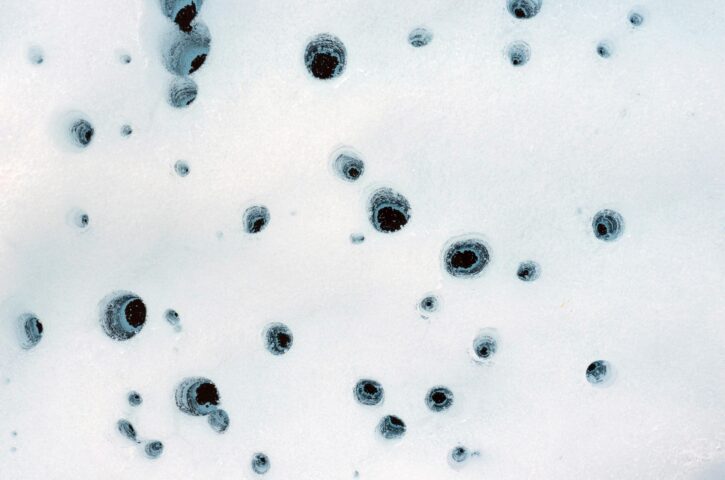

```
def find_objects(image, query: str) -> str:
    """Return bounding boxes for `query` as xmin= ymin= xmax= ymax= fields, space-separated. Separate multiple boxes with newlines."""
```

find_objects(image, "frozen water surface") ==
xmin=0 ymin=0 xmax=724 ymax=479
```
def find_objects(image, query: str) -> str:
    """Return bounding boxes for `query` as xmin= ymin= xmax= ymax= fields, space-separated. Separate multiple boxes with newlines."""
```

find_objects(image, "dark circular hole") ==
xmin=265 ymin=323 xmax=293 ymax=355
xmin=175 ymin=377 xmax=220 ymax=416
xmin=117 ymin=419 xmax=138 ymax=442
xmin=333 ymin=151 xmax=365 ymax=182
xmin=304 ymin=34 xmax=347 ymax=80
xmin=128 ymin=391 xmax=143 ymax=407
xmin=408 ymin=27 xmax=433 ymax=47
xmin=592 ymin=209 xmax=624 ymax=241
xmin=419 ymin=295 xmax=439 ymax=314
xmin=629 ymin=11 xmax=644 ymax=26
xmin=450 ymin=445 xmax=470 ymax=463
xmin=70 ymin=118 xmax=94 ymax=148
xmin=507 ymin=41 xmax=531 ymax=66
xmin=175 ymin=4 xmax=197 ymax=32
xmin=443 ymin=238 xmax=490 ymax=278
xmin=243 ymin=205 xmax=270 ymax=234
xmin=207 ymin=408 xmax=230 ymax=433
xmin=168 ymin=77 xmax=198 ymax=108
xmin=195 ymin=382 xmax=219 ymax=406
xmin=124 ymin=299 xmax=146 ymax=328
xmin=378 ymin=415 xmax=406 ymax=439
xmin=252 ymin=452 xmax=270 ymax=474
xmin=586 ymin=360 xmax=610 ymax=385
xmin=120 ymin=54 xmax=132 ymax=64
xmin=517 ymin=261 xmax=540 ymax=282
xmin=426 ymin=386 xmax=454 ymax=412
xmin=20 ymin=314 xmax=43 ymax=349
xmin=369 ymin=188 xmax=411 ymax=233
xmin=354 ymin=379 xmax=384 ymax=406
xmin=101 ymin=293 xmax=146 ymax=341
xmin=144 ymin=440 xmax=164 ymax=458
xmin=165 ymin=309 xmax=181 ymax=326
xmin=473 ymin=334 xmax=497 ymax=361
xmin=597 ymin=41 xmax=612 ymax=58
xmin=163 ymin=22 xmax=211 ymax=76
xmin=121 ymin=125 xmax=133 ymax=137
xmin=507 ymin=0 xmax=542 ymax=19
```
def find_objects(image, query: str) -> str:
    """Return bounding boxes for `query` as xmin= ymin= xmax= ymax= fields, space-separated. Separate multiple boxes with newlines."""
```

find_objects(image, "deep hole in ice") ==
xmin=408 ymin=27 xmax=433 ymax=47
xmin=354 ymin=379 xmax=384 ymax=406
xmin=592 ymin=209 xmax=624 ymax=241
xmin=507 ymin=41 xmax=531 ymax=66
xmin=369 ymin=188 xmax=411 ymax=233
xmin=304 ymin=34 xmax=347 ymax=80
xmin=507 ymin=0 xmax=542 ymax=19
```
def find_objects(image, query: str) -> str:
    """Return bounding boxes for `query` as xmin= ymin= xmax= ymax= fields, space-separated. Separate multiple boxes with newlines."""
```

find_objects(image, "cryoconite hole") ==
xmin=120 ymin=125 xmax=133 ymax=137
xmin=507 ymin=0 xmax=542 ymax=19
xmin=28 ymin=47 xmax=44 ymax=64
xmin=350 ymin=233 xmax=365 ymax=244
xmin=264 ymin=323 xmax=293 ymax=355
xmin=168 ymin=77 xmax=198 ymax=108
xmin=119 ymin=54 xmax=132 ymax=64
xmin=472 ymin=333 xmax=498 ymax=361
xmin=378 ymin=415 xmax=406 ymax=439
xmin=304 ymin=34 xmax=347 ymax=80
xmin=175 ymin=377 xmax=220 ymax=416
xmin=128 ymin=391 xmax=142 ymax=407
xmin=100 ymin=293 xmax=146 ymax=341
xmin=443 ymin=237 xmax=490 ymax=278
xmin=507 ymin=41 xmax=531 ymax=66
xmin=332 ymin=150 xmax=365 ymax=182
xmin=450 ymin=445 xmax=470 ymax=464
xmin=597 ymin=41 xmax=613 ymax=58
xmin=354 ymin=379 xmax=384 ymax=406
xmin=165 ymin=309 xmax=181 ymax=327
xmin=174 ymin=160 xmax=190 ymax=177
xmin=19 ymin=314 xmax=43 ymax=349
xmin=369 ymin=188 xmax=411 ymax=233
xmin=419 ymin=295 xmax=439 ymax=314
xmin=592 ymin=209 xmax=624 ymax=241
xmin=162 ymin=0 xmax=204 ymax=33
xmin=144 ymin=440 xmax=164 ymax=459
xmin=117 ymin=419 xmax=138 ymax=442
xmin=517 ymin=261 xmax=540 ymax=282
xmin=251 ymin=452 xmax=270 ymax=474
xmin=629 ymin=10 xmax=644 ymax=26
xmin=408 ymin=28 xmax=433 ymax=47
xmin=586 ymin=360 xmax=611 ymax=385
xmin=207 ymin=408 xmax=230 ymax=433
xmin=163 ymin=23 xmax=210 ymax=76
xmin=243 ymin=205 xmax=270 ymax=234
xmin=426 ymin=386 xmax=454 ymax=412
xmin=69 ymin=118 xmax=94 ymax=148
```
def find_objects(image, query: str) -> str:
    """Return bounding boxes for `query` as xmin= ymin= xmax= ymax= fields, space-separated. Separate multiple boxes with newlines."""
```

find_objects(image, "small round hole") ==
xmin=243 ymin=205 xmax=270 ymax=234
xmin=251 ymin=452 xmax=270 ymax=474
xmin=507 ymin=0 xmax=542 ymax=19
xmin=408 ymin=28 xmax=433 ymax=48
xmin=592 ymin=209 xmax=624 ymax=241
xmin=168 ymin=77 xmax=198 ymax=108
xmin=368 ymin=188 xmax=411 ymax=233
xmin=506 ymin=41 xmax=531 ymax=66
xmin=378 ymin=415 xmax=406 ymax=439
xmin=264 ymin=323 xmax=293 ymax=355
xmin=517 ymin=261 xmax=540 ymax=282
xmin=586 ymin=360 xmax=612 ymax=386
xmin=354 ymin=379 xmax=384 ymax=406
xmin=425 ymin=386 xmax=454 ymax=412
xmin=304 ymin=34 xmax=347 ymax=80
xmin=174 ymin=160 xmax=190 ymax=177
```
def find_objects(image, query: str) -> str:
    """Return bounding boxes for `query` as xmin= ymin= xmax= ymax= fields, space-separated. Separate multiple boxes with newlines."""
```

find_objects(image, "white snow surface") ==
xmin=0 ymin=0 xmax=724 ymax=479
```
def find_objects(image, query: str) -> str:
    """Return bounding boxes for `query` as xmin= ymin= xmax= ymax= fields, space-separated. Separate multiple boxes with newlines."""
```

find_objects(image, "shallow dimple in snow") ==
xmin=0 ymin=0 xmax=724 ymax=479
